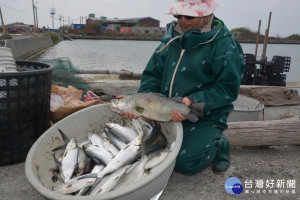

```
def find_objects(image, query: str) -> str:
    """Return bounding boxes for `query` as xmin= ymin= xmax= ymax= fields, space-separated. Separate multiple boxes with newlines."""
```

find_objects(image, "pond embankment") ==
xmin=1 ymin=33 xmax=63 ymax=60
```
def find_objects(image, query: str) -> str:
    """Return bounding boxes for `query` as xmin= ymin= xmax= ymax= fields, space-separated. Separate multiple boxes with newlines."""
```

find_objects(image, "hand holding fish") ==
xmin=171 ymin=97 xmax=191 ymax=122
xmin=116 ymin=95 xmax=138 ymax=119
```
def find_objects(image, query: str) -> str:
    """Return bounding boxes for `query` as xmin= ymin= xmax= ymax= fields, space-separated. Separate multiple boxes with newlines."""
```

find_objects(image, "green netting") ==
xmin=39 ymin=57 xmax=90 ymax=92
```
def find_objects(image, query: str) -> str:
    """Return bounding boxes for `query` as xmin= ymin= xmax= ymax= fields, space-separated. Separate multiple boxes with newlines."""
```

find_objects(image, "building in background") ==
xmin=1 ymin=22 xmax=32 ymax=33
xmin=69 ymin=14 xmax=166 ymax=35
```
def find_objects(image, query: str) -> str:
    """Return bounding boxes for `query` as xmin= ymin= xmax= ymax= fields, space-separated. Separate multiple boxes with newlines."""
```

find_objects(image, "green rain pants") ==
xmin=174 ymin=119 xmax=228 ymax=175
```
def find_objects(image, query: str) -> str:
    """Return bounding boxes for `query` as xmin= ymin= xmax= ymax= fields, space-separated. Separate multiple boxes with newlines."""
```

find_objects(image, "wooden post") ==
xmin=254 ymin=20 xmax=261 ymax=59
xmin=0 ymin=6 xmax=6 ymax=34
xmin=261 ymin=12 xmax=272 ymax=62
xmin=224 ymin=117 xmax=300 ymax=146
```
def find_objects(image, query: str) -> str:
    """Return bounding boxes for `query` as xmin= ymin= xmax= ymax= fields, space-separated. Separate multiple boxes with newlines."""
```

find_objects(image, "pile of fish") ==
xmin=51 ymin=118 xmax=172 ymax=196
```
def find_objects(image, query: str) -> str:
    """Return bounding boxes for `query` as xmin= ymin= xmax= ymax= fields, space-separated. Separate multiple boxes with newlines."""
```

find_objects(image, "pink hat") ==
xmin=168 ymin=0 xmax=219 ymax=17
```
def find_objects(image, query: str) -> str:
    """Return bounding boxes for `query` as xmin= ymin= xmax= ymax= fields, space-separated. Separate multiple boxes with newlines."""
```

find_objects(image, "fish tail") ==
xmin=58 ymin=129 xmax=70 ymax=143
xmin=185 ymin=102 xmax=205 ymax=123
xmin=190 ymin=102 xmax=205 ymax=118
xmin=52 ymin=144 xmax=67 ymax=152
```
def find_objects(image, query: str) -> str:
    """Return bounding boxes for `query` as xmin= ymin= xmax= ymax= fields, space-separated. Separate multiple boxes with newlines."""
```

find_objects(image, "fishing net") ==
xmin=39 ymin=57 xmax=90 ymax=93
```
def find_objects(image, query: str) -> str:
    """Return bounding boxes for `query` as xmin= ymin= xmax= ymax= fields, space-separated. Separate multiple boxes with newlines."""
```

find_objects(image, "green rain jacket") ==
xmin=138 ymin=18 xmax=246 ymax=125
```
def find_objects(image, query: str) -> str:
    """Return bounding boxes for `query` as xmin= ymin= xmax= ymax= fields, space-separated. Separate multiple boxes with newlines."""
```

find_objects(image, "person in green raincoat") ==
xmin=119 ymin=0 xmax=245 ymax=174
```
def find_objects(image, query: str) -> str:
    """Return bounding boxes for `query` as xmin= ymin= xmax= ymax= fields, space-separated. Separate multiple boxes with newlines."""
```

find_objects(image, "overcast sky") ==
xmin=0 ymin=0 xmax=299 ymax=37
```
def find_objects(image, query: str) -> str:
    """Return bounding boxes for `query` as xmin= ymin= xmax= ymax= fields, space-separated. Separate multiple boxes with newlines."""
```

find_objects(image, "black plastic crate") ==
xmin=0 ymin=61 xmax=54 ymax=165
xmin=242 ymin=72 xmax=255 ymax=85
xmin=244 ymin=54 xmax=256 ymax=64
xmin=254 ymin=73 xmax=267 ymax=85
xmin=266 ymin=74 xmax=286 ymax=86
xmin=271 ymin=56 xmax=291 ymax=72
xmin=243 ymin=54 xmax=257 ymax=73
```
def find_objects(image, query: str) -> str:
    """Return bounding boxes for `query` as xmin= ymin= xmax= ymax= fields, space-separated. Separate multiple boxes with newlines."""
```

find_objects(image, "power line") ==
xmin=35 ymin=5 xmax=80 ymax=23
xmin=0 ymin=0 xmax=84 ymax=28
xmin=0 ymin=2 xmax=31 ymax=12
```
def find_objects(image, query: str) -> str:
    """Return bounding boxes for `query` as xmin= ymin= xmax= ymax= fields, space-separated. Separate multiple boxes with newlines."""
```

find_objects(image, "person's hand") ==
xmin=115 ymin=95 xmax=138 ymax=119
xmin=116 ymin=95 xmax=125 ymax=99
xmin=182 ymin=97 xmax=191 ymax=107
xmin=171 ymin=97 xmax=191 ymax=122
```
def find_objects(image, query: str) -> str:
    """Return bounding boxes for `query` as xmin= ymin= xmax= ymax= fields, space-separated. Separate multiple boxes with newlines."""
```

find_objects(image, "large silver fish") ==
xmin=77 ymin=148 xmax=92 ymax=176
xmin=82 ymin=143 xmax=114 ymax=165
xmin=61 ymin=137 xmax=78 ymax=182
xmin=104 ymin=127 xmax=126 ymax=150
xmin=87 ymin=131 xmax=104 ymax=148
xmin=116 ymin=155 xmax=148 ymax=190
xmin=145 ymin=150 xmax=169 ymax=170
xmin=56 ymin=177 xmax=96 ymax=194
xmin=106 ymin=123 xmax=138 ymax=143
xmin=89 ymin=165 xmax=129 ymax=195
xmin=81 ymin=134 xmax=143 ymax=193
xmin=110 ymin=93 xmax=204 ymax=122
xmin=76 ymin=164 xmax=105 ymax=196
xmin=102 ymin=137 xmax=119 ymax=156
xmin=90 ymin=131 xmax=120 ymax=155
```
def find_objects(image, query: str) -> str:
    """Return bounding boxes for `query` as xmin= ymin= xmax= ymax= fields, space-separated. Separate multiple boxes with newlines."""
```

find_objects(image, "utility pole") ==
xmin=0 ymin=6 xmax=6 ymax=34
xmin=50 ymin=7 xmax=56 ymax=29
xmin=35 ymin=6 xmax=39 ymax=31
xmin=32 ymin=0 xmax=37 ymax=33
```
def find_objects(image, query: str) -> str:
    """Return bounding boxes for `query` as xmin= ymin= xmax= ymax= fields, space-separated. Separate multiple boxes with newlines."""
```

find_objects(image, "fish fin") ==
xmin=190 ymin=102 xmax=205 ymax=118
xmin=144 ymin=123 xmax=161 ymax=145
xmin=58 ymin=129 xmax=70 ymax=143
xmin=184 ymin=114 xmax=199 ymax=123
xmin=52 ymin=154 xmax=61 ymax=168
xmin=52 ymin=144 xmax=67 ymax=152
xmin=135 ymin=106 xmax=144 ymax=113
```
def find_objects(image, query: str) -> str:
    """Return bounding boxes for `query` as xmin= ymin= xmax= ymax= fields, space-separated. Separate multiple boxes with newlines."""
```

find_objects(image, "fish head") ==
xmin=82 ymin=143 xmax=91 ymax=150
xmin=67 ymin=137 xmax=77 ymax=149
xmin=110 ymin=96 xmax=135 ymax=113
xmin=105 ymin=123 xmax=118 ymax=130
xmin=87 ymin=131 xmax=94 ymax=141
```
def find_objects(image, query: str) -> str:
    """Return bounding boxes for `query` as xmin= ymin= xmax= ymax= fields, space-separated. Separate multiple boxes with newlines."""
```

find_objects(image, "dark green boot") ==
xmin=212 ymin=135 xmax=230 ymax=173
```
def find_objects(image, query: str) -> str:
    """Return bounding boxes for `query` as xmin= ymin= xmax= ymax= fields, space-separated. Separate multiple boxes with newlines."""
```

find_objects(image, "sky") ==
xmin=0 ymin=0 xmax=299 ymax=37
